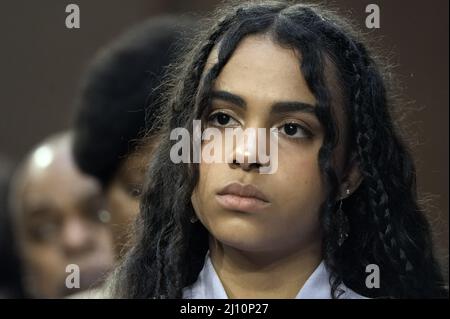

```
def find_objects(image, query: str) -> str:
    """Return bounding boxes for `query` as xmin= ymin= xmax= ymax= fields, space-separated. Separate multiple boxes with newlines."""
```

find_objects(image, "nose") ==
xmin=61 ymin=216 xmax=95 ymax=257
xmin=227 ymin=128 xmax=266 ymax=172
xmin=229 ymin=158 xmax=261 ymax=171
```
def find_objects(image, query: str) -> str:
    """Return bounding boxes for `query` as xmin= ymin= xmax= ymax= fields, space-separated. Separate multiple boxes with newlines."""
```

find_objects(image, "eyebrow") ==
xmin=210 ymin=90 xmax=316 ymax=114
xmin=210 ymin=90 xmax=246 ymax=108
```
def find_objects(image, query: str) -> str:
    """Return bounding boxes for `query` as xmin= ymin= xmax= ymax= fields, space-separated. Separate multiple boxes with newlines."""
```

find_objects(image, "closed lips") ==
xmin=216 ymin=182 xmax=270 ymax=213
xmin=217 ymin=183 xmax=269 ymax=202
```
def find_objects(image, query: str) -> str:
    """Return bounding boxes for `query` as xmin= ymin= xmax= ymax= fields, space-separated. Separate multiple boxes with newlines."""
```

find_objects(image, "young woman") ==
xmin=112 ymin=1 xmax=447 ymax=298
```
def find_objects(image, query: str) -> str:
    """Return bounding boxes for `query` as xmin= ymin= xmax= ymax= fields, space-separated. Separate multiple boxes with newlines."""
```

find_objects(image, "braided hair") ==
xmin=112 ymin=1 xmax=447 ymax=298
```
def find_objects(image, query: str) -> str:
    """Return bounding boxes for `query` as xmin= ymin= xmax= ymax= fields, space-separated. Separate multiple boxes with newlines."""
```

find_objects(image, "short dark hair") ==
xmin=72 ymin=16 xmax=196 ymax=186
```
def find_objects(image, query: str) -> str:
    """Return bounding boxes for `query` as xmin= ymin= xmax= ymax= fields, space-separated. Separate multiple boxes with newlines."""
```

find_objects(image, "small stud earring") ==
xmin=190 ymin=215 xmax=198 ymax=223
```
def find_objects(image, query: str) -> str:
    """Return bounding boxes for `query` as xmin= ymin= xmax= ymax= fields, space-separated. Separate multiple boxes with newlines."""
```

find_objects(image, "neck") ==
xmin=209 ymin=237 xmax=322 ymax=299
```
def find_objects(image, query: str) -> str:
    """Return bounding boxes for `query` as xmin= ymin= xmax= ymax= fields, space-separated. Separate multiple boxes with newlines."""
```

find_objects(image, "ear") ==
xmin=338 ymin=155 xmax=363 ymax=200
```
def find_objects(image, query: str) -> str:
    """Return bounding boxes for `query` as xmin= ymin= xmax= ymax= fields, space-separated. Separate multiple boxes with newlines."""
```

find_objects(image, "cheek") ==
xmin=91 ymin=229 xmax=115 ymax=264
xmin=271 ymin=144 xmax=326 ymax=215
xmin=191 ymin=162 xmax=218 ymax=219
xmin=281 ymin=151 xmax=323 ymax=191
xmin=23 ymin=244 xmax=64 ymax=279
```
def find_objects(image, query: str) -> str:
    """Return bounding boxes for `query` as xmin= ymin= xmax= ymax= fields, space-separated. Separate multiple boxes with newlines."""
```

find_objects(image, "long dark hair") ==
xmin=112 ymin=1 xmax=447 ymax=298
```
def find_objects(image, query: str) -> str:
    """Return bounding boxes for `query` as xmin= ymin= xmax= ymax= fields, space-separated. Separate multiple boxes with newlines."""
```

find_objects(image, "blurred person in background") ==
xmin=72 ymin=16 xmax=197 ymax=259
xmin=0 ymin=155 xmax=25 ymax=298
xmin=9 ymin=133 xmax=115 ymax=298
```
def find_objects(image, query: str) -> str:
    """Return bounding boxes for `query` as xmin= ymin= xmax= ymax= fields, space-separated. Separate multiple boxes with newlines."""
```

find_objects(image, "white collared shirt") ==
xmin=183 ymin=253 xmax=367 ymax=299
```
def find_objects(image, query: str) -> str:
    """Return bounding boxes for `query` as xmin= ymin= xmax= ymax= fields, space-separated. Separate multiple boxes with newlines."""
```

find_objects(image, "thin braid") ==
xmin=316 ymin=18 xmax=415 ymax=294
xmin=344 ymin=39 xmax=415 ymax=282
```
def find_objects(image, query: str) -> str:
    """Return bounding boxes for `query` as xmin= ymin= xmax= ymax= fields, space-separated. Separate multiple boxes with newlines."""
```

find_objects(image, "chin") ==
xmin=216 ymin=236 xmax=270 ymax=253
xmin=210 ymin=220 xmax=274 ymax=252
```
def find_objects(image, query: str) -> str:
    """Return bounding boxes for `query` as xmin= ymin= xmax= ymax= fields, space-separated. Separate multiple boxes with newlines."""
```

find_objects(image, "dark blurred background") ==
xmin=0 ymin=0 xmax=448 ymax=279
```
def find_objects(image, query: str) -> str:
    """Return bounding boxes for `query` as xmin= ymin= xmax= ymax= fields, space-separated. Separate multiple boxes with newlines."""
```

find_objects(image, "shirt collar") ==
xmin=183 ymin=252 xmax=366 ymax=299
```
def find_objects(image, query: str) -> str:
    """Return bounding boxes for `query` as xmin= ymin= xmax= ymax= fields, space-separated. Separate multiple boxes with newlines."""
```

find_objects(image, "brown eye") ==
xmin=279 ymin=123 xmax=312 ymax=139
xmin=127 ymin=185 xmax=142 ymax=198
xmin=208 ymin=112 xmax=239 ymax=127
xmin=283 ymin=123 xmax=298 ymax=136
xmin=30 ymin=222 xmax=60 ymax=242
xmin=130 ymin=188 xmax=142 ymax=197
xmin=217 ymin=113 xmax=230 ymax=125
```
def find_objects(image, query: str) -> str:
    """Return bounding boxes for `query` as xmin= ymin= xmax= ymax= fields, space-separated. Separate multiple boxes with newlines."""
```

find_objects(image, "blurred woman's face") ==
xmin=106 ymin=143 xmax=155 ymax=257
xmin=191 ymin=35 xmax=348 ymax=255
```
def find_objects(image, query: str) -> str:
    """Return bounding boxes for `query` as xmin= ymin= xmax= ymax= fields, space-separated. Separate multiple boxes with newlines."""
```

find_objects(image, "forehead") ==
xmin=18 ymin=151 xmax=101 ymax=213
xmin=207 ymin=34 xmax=317 ymax=106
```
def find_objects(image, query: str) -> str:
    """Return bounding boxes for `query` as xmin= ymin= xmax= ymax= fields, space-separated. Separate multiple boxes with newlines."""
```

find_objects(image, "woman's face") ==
xmin=106 ymin=142 xmax=155 ymax=257
xmin=191 ymin=34 xmax=347 ymax=255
